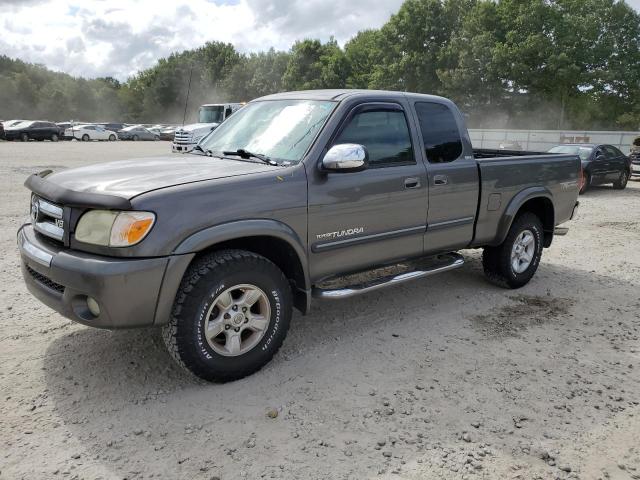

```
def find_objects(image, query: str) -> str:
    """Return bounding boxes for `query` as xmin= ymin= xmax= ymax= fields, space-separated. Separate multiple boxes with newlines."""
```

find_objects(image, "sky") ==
xmin=0 ymin=0 xmax=404 ymax=80
xmin=0 ymin=0 xmax=639 ymax=81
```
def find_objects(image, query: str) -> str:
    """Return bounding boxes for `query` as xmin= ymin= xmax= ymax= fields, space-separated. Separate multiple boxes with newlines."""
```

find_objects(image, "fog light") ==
xmin=87 ymin=297 xmax=101 ymax=317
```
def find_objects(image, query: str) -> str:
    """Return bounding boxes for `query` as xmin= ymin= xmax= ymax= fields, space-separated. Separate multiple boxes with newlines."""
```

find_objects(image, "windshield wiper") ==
xmin=191 ymin=144 xmax=214 ymax=156
xmin=223 ymin=149 xmax=279 ymax=166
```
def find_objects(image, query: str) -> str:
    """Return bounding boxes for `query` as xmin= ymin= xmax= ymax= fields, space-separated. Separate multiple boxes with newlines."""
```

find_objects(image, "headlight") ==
xmin=75 ymin=210 xmax=155 ymax=247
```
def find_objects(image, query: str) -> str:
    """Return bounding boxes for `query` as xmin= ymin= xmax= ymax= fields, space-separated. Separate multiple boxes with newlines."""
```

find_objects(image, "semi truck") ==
xmin=172 ymin=103 xmax=243 ymax=153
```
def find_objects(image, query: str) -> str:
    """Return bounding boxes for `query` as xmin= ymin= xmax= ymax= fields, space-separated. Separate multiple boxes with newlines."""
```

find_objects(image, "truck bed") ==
xmin=471 ymin=150 xmax=580 ymax=247
xmin=473 ymin=148 xmax=548 ymax=159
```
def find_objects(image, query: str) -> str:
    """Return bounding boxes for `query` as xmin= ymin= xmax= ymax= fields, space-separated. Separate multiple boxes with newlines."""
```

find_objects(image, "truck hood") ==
xmin=176 ymin=123 xmax=220 ymax=133
xmin=45 ymin=156 xmax=273 ymax=199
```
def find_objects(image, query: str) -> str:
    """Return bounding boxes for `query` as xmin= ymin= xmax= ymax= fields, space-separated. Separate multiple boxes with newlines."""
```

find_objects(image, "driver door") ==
xmin=307 ymin=102 xmax=428 ymax=281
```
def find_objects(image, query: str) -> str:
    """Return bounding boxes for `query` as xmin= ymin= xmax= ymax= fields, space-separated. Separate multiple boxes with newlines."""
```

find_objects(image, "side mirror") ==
xmin=322 ymin=144 xmax=368 ymax=172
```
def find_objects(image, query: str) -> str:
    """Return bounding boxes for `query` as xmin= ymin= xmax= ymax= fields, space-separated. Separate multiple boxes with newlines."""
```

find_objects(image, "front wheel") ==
xmin=162 ymin=250 xmax=292 ymax=382
xmin=132 ymin=134 xmax=139 ymax=141
xmin=482 ymin=212 xmax=544 ymax=289
xmin=613 ymin=170 xmax=629 ymax=190
xmin=21 ymin=133 xmax=29 ymax=142
xmin=82 ymin=134 xmax=90 ymax=142
xmin=109 ymin=134 xmax=116 ymax=141
xmin=50 ymin=133 xmax=59 ymax=142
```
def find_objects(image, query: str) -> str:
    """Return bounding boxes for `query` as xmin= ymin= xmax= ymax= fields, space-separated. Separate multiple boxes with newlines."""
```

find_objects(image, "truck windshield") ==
xmin=199 ymin=100 xmax=336 ymax=164
xmin=199 ymin=106 xmax=225 ymax=124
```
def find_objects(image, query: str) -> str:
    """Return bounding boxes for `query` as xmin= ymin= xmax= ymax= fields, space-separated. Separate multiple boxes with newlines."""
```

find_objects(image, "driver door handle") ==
xmin=404 ymin=177 xmax=421 ymax=189
xmin=434 ymin=174 xmax=449 ymax=185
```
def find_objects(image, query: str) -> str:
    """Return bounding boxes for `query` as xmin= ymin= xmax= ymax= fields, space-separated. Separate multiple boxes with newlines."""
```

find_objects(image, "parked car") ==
xmin=3 ymin=119 xmax=26 ymax=128
xmin=0 ymin=122 xmax=4 ymax=140
xmin=65 ymin=124 xmax=118 ymax=141
xmin=630 ymin=136 xmax=640 ymax=179
xmin=159 ymin=126 xmax=176 ymax=141
xmin=117 ymin=125 xmax=159 ymax=141
xmin=17 ymin=89 xmax=580 ymax=382
xmin=548 ymin=144 xmax=631 ymax=194
xmin=96 ymin=122 xmax=127 ymax=133
xmin=4 ymin=121 xmax=63 ymax=142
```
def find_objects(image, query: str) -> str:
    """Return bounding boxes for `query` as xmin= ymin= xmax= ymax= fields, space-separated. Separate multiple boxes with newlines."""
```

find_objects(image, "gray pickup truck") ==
xmin=18 ymin=90 xmax=580 ymax=381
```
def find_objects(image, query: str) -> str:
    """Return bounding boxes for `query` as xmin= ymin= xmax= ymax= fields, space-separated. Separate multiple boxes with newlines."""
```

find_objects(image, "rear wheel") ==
xmin=132 ymin=134 xmax=139 ymax=141
xmin=613 ymin=170 xmax=629 ymax=190
xmin=482 ymin=212 xmax=544 ymax=289
xmin=109 ymin=134 xmax=116 ymax=141
xmin=21 ymin=133 xmax=29 ymax=142
xmin=50 ymin=133 xmax=59 ymax=142
xmin=162 ymin=250 xmax=292 ymax=382
xmin=82 ymin=134 xmax=90 ymax=142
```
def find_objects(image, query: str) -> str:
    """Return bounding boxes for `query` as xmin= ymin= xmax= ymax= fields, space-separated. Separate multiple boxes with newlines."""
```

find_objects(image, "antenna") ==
xmin=182 ymin=64 xmax=193 ymax=126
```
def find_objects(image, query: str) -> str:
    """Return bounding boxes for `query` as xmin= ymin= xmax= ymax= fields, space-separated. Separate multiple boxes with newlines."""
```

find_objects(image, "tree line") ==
xmin=1 ymin=0 xmax=639 ymax=130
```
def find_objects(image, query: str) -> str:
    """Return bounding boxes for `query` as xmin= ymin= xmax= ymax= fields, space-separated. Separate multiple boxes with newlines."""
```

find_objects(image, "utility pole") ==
xmin=182 ymin=65 xmax=194 ymax=126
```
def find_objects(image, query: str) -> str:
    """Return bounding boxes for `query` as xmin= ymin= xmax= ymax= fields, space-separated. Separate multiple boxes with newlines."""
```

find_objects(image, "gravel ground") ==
xmin=1 ymin=141 xmax=639 ymax=480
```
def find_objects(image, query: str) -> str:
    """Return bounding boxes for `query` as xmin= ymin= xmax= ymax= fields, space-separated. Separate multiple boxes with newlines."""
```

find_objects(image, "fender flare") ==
xmin=173 ymin=218 xmax=310 ymax=289
xmin=153 ymin=219 xmax=310 ymax=325
xmin=494 ymin=187 xmax=554 ymax=246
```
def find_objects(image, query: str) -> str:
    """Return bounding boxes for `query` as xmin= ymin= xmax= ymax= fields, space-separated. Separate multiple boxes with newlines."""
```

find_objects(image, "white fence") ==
xmin=469 ymin=129 xmax=640 ymax=155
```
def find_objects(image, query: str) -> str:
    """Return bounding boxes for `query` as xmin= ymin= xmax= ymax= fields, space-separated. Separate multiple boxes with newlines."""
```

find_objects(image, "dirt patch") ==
xmin=595 ymin=221 xmax=640 ymax=230
xmin=471 ymin=294 xmax=574 ymax=336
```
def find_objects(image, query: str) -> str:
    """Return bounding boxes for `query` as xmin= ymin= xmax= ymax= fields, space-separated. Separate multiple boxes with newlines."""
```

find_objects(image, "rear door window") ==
xmin=604 ymin=146 xmax=621 ymax=158
xmin=415 ymin=102 xmax=463 ymax=163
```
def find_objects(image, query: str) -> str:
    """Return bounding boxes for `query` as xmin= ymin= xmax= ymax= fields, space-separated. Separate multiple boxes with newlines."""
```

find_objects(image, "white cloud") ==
xmin=0 ymin=0 xmax=403 ymax=80
xmin=2 ymin=0 xmax=638 ymax=81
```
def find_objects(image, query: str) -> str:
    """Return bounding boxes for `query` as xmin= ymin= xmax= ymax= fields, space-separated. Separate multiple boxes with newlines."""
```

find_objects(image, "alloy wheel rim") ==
xmin=203 ymin=284 xmax=271 ymax=357
xmin=511 ymin=229 xmax=535 ymax=274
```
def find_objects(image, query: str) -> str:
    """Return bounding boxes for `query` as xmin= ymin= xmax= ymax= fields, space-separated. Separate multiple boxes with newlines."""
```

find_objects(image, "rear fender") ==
xmin=494 ymin=187 xmax=554 ymax=247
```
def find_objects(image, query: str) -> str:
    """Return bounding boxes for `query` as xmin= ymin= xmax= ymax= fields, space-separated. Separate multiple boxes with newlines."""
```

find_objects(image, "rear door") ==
xmin=30 ymin=122 xmax=45 ymax=140
xmin=307 ymin=102 xmax=428 ymax=280
xmin=413 ymin=101 xmax=479 ymax=254
xmin=604 ymin=145 xmax=626 ymax=180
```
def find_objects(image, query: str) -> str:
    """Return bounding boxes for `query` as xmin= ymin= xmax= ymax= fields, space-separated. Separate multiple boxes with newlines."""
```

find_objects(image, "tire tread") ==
xmin=162 ymin=249 xmax=291 ymax=382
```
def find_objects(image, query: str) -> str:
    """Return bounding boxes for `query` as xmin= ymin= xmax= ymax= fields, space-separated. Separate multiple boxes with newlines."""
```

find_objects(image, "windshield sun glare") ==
xmin=200 ymin=100 xmax=336 ymax=164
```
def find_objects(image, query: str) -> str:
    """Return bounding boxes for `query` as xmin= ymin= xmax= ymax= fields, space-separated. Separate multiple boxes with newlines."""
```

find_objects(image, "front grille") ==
xmin=173 ymin=130 xmax=194 ymax=145
xmin=26 ymin=265 xmax=65 ymax=294
xmin=31 ymin=195 xmax=64 ymax=246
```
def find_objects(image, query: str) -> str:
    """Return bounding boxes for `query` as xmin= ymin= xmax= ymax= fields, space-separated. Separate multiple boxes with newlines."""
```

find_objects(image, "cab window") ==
xmin=415 ymin=102 xmax=463 ymax=163
xmin=333 ymin=107 xmax=414 ymax=168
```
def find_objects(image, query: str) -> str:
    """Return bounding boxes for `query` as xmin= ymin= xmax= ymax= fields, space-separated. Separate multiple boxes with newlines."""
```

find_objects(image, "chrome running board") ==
xmin=312 ymin=253 xmax=464 ymax=299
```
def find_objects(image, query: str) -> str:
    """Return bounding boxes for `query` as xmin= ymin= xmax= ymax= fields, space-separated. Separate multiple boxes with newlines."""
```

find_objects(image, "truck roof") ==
xmin=256 ymin=89 xmax=452 ymax=105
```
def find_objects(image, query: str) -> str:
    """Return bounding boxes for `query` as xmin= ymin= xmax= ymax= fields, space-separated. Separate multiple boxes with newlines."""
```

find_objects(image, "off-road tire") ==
xmin=162 ymin=249 xmax=292 ymax=382
xmin=613 ymin=170 xmax=629 ymax=190
xmin=482 ymin=212 xmax=544 ymax=289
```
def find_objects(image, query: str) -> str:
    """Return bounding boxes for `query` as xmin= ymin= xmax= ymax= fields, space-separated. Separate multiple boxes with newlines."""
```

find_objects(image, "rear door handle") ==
xmin=434 ymin=174 xmax=448 ymax=185
xmin=404 ymin=177 xmax=421 ymax=189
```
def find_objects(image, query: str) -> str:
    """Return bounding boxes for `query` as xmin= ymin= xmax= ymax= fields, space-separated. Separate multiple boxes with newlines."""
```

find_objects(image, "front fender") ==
xmin=153 ymin=219 xmax=310 ymax=325
xmin=173 ymin=219 xmax=307 ymax=262
xmin=494 ymin=187 xmax=554 ymax=246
